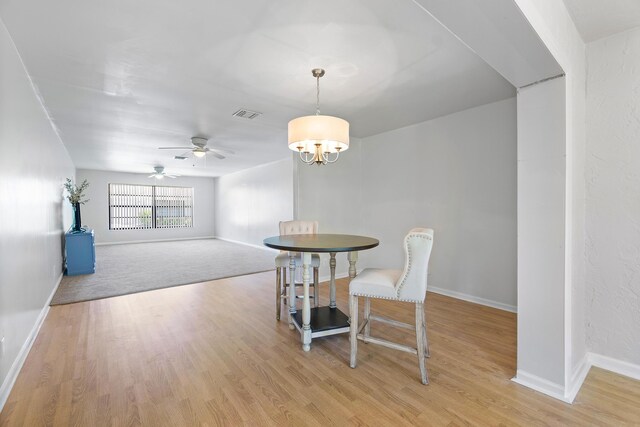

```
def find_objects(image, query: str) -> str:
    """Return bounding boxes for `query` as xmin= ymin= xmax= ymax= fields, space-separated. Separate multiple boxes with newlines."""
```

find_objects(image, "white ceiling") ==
xmin=415 ymin=0 xmax=563 ymax=88
xmin=0 ymin=0 xmax=515 ymax=177
xmin=563 ymin=0 xmax=640 ymax=43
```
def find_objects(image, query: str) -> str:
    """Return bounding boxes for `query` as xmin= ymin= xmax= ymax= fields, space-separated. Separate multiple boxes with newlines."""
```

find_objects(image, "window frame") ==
xmin=108 ymin=183 xmax=194 ymax=231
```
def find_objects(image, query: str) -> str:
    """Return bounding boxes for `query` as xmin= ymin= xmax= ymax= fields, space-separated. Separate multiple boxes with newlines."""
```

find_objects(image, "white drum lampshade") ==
xmin=288 ymin=115 xmax=349 ymax=154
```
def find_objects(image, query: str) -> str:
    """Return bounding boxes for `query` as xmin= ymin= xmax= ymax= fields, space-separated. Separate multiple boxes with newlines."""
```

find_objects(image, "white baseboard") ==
xmin=95 ymin=235 xmax=217 ymax=246
xmin=319 ymin=271 xmax=353 ymax=284
xmin=589 ymin=352 xmax=640 ymax=381
xmin=214 ymin=236 xmax=279 ymax=253
xmin=567 ymin=353 xmax=591 ymax=403
xmin=512 ymin=352 xmax=640 ymax=405
xmin=511 ymin=370 xmax=569 ymax=402
xmin=428 ymin=286 xmax=517 ymax=313
xmin=0 ymin=273 xmax=62 ymax=412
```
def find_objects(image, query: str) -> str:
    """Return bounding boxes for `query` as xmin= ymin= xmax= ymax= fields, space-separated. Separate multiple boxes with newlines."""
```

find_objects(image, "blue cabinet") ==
xmin=65 ymin=229 xmax=95 ymax=275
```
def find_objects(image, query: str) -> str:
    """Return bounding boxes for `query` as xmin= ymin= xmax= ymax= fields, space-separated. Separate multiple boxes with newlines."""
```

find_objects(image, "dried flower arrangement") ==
xmin=64 ymin=178 xmax=90 ymax=205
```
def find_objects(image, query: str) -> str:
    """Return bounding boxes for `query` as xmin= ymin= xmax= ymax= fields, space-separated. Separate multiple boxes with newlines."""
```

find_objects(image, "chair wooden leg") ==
xmin=282 ymin=267 xmax=288 ymax=298
xmin=416 ymin=303 xmax=428 ymax=384
xmin=423 ymin=312 xmax=430 ymax=358
xmin=276 ymin=267 xmax=282 ymax=321
xmin=363 ymin=297 xmax=371 ymax=338
xmin=283 ymin=267 xmax=292 ymax=311
xmin=313 ymin=267 xmax=319 ymax=307
xmin=349 ymin=294 xmax=359 ymax=368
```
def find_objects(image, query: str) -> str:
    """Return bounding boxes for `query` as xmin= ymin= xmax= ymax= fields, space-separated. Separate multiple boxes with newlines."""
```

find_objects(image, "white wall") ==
xmin=0 ymin=17 xmax=75 ymax=408
xmin=76 ymin=169 xmax=215 ymax=244
xmin=215 ymin=158 xmax=294 ymax=248
xmin=585 ymin=28 xmax=640 ymax=367
xmin=515 ymin=77 xmax=567 ymax=391
xmin=513 ymin=0 xmax=588 ymax=401
xmin=298 ymin=99 xmax=517 ymax=307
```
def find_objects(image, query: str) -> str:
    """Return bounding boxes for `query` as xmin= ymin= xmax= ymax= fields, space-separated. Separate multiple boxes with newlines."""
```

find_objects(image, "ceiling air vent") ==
xmin=174 ymin=155 xmax=187 ymax=160
xmin=232 ymin=108 xmax=262 ymax=119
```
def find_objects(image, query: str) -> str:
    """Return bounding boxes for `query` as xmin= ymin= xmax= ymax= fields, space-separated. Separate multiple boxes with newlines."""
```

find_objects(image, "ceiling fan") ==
xmin=158 ymin=136 xmax=234 ymax=159
xmin=148 ymin=166 xmax=179 ymax=179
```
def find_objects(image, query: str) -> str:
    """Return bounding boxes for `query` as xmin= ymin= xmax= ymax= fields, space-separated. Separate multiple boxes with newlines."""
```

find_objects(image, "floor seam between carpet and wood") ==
xmin=51 ymin=238 xmax=276 ymax=305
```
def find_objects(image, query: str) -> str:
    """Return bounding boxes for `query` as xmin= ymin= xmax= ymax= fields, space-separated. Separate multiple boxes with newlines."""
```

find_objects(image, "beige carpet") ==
xmin=51 ymin=239 xmax=275 ymax=305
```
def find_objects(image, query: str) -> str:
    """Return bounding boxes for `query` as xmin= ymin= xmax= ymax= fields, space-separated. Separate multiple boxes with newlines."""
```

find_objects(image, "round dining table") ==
xmin=263 ymin=233 xmax=379 ymax=351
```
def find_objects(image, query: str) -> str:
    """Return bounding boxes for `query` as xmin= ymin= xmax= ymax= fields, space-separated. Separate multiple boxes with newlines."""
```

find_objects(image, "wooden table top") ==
xmin=263 ymin=233 xmax=379 ymax=253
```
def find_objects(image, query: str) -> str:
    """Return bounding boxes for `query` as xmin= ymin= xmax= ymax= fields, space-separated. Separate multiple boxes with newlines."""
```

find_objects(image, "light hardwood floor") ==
xmin=1 ymin=271 xmax=639 ymax=426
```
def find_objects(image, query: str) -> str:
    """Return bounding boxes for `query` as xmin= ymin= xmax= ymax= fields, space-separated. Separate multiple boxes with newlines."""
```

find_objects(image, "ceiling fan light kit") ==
xmin=288 ymin=68 xmax=349 ymax=166
xmin=148 ymin=166 xmax=179 ymax=179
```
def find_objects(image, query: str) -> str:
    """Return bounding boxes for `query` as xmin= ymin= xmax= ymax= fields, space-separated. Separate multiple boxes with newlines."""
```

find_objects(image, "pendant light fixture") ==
xmin=288 ymin=68 xmax=349 ymax=165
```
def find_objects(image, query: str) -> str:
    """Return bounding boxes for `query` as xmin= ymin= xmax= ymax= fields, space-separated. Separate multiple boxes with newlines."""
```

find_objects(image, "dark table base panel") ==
xmin=292 ymin=306 xmax=350 ymax=334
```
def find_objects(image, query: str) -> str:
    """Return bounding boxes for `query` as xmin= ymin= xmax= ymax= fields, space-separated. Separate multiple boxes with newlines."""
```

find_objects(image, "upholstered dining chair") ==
xmin=275 ymin=220 xmax=320 ymax=321
xmin=349 ymin=228 xmax=434 ymax=384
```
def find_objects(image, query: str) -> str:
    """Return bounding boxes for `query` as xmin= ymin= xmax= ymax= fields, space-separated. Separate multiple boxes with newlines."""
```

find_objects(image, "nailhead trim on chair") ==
xmin=395 ymin=233 xmax=433 ymax=297
xmin=349 ymin=292 xmax=422 ymax=303
xmin=350 ymin=233 xmax=432 ymax=304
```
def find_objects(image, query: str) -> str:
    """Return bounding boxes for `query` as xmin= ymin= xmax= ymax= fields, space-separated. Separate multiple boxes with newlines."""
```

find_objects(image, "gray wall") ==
xmin=76 ymin=169 xmax=215 ymax=244
xmin=298 ymin=98 xmax=517 ymax=308
xmin=363 ymin=98 xmax=517 ymax=309
xmin=214 ymin=158 xmax=294 ymax=247
xmin=0 ymin=17 xmax=75 ymax=406
xmin=296 ymin=138 xmax=364 ymax=278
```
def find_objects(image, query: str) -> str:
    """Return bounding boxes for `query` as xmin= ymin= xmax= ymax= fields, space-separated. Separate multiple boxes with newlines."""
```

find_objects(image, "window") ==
xmin=109 ymin=184 xmax=193 ymax=230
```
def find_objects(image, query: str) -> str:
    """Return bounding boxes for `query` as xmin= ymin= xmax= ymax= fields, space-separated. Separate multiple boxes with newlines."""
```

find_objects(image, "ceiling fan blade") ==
xmin=158 ymin=146 xmax=194 ymax=150
xmin=148 ymin=174 xmax=157 ymax=178
xmin=211 ymin=147 xmax=235 ymax=155
xmin=210 ymin=151 xmax=225 ymax=160
xmin=166 ymin=175 xmax=177 ymax=178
